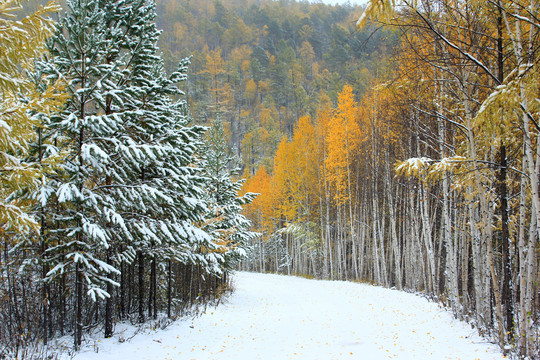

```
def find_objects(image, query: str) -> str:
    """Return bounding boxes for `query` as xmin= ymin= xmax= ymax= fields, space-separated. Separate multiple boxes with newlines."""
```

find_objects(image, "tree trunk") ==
xmin=386 ymin=173 xmax=402 ymax=289
xmin=138 ymin=251 xmax=144 ymax=323
xmin=75 ymin=261 xmax=83 ymax=349
xmin=167 ymin=259 xmax=172 ymax=318
xmin=105 ymin=250 xmax=113 ymax=338
xmin=497 ymin=145 xmax=513 ymax=339
xmin=152 ymin=257 xmax=157 ymax=319
xmin=120 ymin=257 xmax=125 ymax=319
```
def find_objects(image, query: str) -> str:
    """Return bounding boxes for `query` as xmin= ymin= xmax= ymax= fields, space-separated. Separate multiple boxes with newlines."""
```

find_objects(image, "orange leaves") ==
xmin=243 ymin=115 xmax=323 ymax=234
xmin=273 ymin=116 xmax=322 ymax=222
xmin=243 ymin=84 xmax=404 ymax=233
xmin=242 ymin=166 xmax=274 ymax=233
xmin=242 ymin=85 xmax=365 ymax=231
xmin=324 ymin=85 xmax=362 ymax=204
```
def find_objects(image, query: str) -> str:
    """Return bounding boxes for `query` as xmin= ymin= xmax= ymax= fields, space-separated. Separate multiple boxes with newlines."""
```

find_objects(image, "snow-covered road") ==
xmin=73 ymin=272 xmax=505 ymax=360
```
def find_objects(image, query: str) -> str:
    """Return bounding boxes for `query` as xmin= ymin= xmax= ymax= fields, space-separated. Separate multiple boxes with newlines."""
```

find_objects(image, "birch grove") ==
xmin=242 ymin=0 xmax=540 ymax=357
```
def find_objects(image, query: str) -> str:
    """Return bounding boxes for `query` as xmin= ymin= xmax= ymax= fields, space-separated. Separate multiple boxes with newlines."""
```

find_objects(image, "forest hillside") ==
xmin=155 ymin=0 xmax=397 ymax=174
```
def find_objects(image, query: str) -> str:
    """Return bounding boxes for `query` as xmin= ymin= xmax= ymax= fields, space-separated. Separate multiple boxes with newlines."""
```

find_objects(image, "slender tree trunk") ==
xmin=386 ymin=173 xmax=402 ymax=289
xmin=75 ymin=262 xmax=83 ymax=349
xmin=128 ymin=262 xmax=133 ymax=316
xmin=75 ymin=123 xmax=84 ymax=350
xmin=497 ymin=145 xmax=513 ymax=339
xmin=120 ymin=257 xmax=125 ymax=319
xmin=371 ymin=197 xmax=381 ymax=284
xmin=41 ymin=227 xmax=50 ymax=345
xmin=167 ymin=259 xmax=172 ymax=318
xmin=138 ymin=251 xmax=144 ymax=323
xmin=148 ymin=257 xmax=153 ymax=318
xmin=461 ymin=216 xmax=471 ymax=313
xmin=4 ymin=237 xmax=14 ymax=342
xmin=464 ymin=93 xmax=505 ymax=345
xmin=419 ymin=181 xmax=436 ymax=294
xmin=60 ymin=272 xmax=65 ymax=336
xmin=105 ymin=249 xmax=113 ymax=338
xmin=345 ymin=132 xmax=358 ymax=280
xmin=152 ymin=257 xmax=157 ymax=319
xmin=325 ymin=177 xmax=333 ymax=279
xmin=36 ymin=127 xmax=51 ymax=345
xmin=357 ymin=195 xmax=367 ymax=280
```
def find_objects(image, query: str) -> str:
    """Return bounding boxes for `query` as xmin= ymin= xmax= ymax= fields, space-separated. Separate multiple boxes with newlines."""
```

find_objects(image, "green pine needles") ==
xmin=0 ymin=0 xmax=255 ymax=354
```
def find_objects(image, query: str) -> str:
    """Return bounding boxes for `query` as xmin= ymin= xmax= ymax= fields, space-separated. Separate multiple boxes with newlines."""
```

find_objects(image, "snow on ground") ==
xmin=71 ymin=272 xmax=505 ymax=360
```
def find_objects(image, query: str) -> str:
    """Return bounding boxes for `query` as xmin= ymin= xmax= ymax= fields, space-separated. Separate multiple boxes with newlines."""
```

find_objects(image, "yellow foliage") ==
xmin=0 ymin=0 xmax=64 ymax=233
xmin=244 ymin=78 xmax=257 ymax=103
xmin=356 ymin=0 xmax=400 ymax=29
xmin=173 ymin=21 xmax=186 ymax=40
xmin=258 ymin=80 xmax=270 ymax=93
xmin=243 ymin=114 xmax=324 ymax=234
xmin=242 ymin=166 xmax=275 ymax=234
xmin=324 ymin=85 xmax=362 ymax=204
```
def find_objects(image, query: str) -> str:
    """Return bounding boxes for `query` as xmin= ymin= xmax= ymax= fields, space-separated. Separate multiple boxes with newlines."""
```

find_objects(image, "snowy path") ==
xmin=73 ymin=272 xmax=505 ymax=360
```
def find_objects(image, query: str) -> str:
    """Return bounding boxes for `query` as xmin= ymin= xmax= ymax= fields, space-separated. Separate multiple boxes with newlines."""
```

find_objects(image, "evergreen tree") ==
xmin=41 ymin=0 xmax=137 ymax=347
xmin=39 ymin=0 xmax=212 ymax=345
xmin=201 ymin=117 xmax=258 ymax=271
xmin=124 ymin=55 xmax=214 ymax=324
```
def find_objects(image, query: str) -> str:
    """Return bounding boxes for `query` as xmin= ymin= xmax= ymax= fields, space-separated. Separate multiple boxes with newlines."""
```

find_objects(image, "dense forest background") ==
xmin=155 ymin=0 xmax=397 ymax=174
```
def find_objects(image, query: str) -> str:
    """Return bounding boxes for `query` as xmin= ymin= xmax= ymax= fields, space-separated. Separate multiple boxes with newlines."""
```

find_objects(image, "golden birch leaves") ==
xmin=395 ymin=156 xmax=467 ymax=181
xmin=0 ymin=0 xmax=62 ymax=233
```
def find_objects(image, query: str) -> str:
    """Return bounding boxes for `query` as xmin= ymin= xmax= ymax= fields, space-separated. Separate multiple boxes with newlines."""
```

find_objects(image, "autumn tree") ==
xmin=360 ymin=0 xmax=539 ymax=355
xmin=0 ymin=0 xmax=61 ymax=234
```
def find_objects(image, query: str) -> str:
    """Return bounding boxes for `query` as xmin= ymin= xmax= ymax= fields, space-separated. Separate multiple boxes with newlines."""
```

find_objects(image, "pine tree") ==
xmin=41 ymin=0 xmax=138 ymax=347
xmin=123 ymin=56 xmax=213 ymax=323
xmin=201 ymin=117 xmax=258 ymax=271
xmin=39 ymin=0 xmax=216 ymax=345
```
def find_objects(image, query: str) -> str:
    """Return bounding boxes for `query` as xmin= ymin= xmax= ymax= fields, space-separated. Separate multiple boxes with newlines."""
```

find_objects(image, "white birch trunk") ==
xmin=386 ymin=173 xmax=402 ymax=289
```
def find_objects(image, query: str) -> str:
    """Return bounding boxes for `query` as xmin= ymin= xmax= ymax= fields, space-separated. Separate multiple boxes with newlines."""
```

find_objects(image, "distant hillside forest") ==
xmin=155 ymin=0 xmax=397 ymax=174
